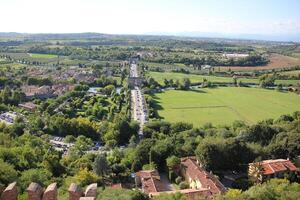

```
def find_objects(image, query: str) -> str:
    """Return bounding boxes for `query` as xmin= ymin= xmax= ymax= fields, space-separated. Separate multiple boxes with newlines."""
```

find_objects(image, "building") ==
xmin=21 ymin=85 xmax=55 ymax=99
xmin=136 ymin=157 xmax=226 ymax=199
xmin=135 ymin=170 xmax=166 ymax=194
xmin=248 ymin=159 xmax=297 ymax=183
xmin=180 ymin=157 xmax=227 ymax=196
xmin=222 ymin=53 xmax=249 ymax=58
xmin=18 ymin=102 xmax=37 ymax=112
xmin=52 ymin=84 xmax=75 ymax=96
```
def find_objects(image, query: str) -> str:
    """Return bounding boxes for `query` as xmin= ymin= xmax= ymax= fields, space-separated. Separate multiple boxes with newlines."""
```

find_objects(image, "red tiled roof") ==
xmin=257 ymin=159 xmax=297 ymax=175
xmin=181 ymin=157 xmax=226 ymax=196
xmin=150 ymin=188 xmax=212 ymax=200
xmin=111 ymin=183 xmax=123 ymax=189
xmin=136 ymin=170 xmax=165 ymax=194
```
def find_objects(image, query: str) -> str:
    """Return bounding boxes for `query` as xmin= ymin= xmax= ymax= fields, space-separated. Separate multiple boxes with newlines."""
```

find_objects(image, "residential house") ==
xmin=135 ymin=170 xmax=166 ymax=195
xmin=180 ymin=157 xmax=227 ymax=196
xmin=21 ymin=85 xmax=55 ymax=100
xmin=248 ymin=159 xmax=297 ymax=183
xmin=18 ymin=102 xmax=37 ymax=112
xmin=52 ymin=84 xmax=75 ymax=96
xmin=136 ymin=157 xmax=226 ymax=199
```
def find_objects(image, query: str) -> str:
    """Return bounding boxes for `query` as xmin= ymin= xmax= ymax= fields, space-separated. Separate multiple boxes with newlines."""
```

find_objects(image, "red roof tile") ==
xmin=136 ymin=170 xmax=165 ymax=194
xmin=256 ymin=159 xmax=297 ymax=175
xmin=181 ymin=157 xmax=226 ymax=196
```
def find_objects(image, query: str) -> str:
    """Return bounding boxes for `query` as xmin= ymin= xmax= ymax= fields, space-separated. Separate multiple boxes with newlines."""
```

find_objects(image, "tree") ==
xmin=19 ymin=168 xmax=52 ymax=190
xmin=0 ymin=159 xmax=18 ymax=185
xmin=180 ymin=78 xmax=191 ymax=90
xmin=0 ymin=86 xmax=11 ymax=104
xmin=166 ymin=156 xmax=180 ymax=180
xmin=93 ymin=154 xmax=110 ymax=177
xmin=242 ymin=123 xmax=278 ymax=146
xmin=259 ymin=74 xmax=275 ymax=88
xmin=64 ymin=135 xmax=76 ymax=143
xmin=74 ymin=168 xmax=101 ymax=187
xmin=164 ymin=79 xmax=169 ymax=87
xmin=103 ymin=84 xmax=115 ymax=95
xmin=195 ymin=138 xmax=254 ymax=171
xmin=166 ymin=156 xmax=180 ymax=170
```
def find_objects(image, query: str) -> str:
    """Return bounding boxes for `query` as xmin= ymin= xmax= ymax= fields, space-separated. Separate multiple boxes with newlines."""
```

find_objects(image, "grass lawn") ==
xmin=153 ymin=87 xmax=300 ymax=126
xmin=148 ymin=71 xmax=300 ymax=86
xmin=148 ymin=71 xmax=258 ymax=84
xmin=277 ymin=70 xmax=300 ymax=76
xmin=29 ymin=53 xmax=58 ymax=59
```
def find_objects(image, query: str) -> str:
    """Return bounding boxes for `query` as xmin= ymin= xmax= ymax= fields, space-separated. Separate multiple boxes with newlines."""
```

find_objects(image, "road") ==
xmin=130 ymin=63 xmax=147 ymax=136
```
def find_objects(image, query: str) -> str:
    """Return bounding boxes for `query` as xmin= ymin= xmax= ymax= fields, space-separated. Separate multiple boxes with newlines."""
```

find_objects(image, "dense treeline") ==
xmin=1 ymin=111 xmax=299 ymax=198
xmin=144 ymin=54 xmax=269 ymax=66
xmin=28 ymin=46 xmax=133 ymax=61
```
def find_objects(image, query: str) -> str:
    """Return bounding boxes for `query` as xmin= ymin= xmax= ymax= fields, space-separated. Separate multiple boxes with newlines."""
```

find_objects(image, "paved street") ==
xmin=130 ymin=63 xmax=147 ymax=136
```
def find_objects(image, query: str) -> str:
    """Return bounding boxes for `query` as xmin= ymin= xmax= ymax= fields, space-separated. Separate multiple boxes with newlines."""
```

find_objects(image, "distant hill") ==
xmin=0 ymin=32 xmax=297 ymax=45
xmin=146 ymin=31 xmax=300 ymax=43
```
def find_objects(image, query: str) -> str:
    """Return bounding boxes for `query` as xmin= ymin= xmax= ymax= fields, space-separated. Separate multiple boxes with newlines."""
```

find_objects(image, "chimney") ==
xmin=27 ymin=182 xmax=43 ymax=200
xmin=68 ymin=183 xmax=82 ymax=200
xmin=84 ymin=183 xmax=97 ymax=198
xmin=43 ymin=183 xmax=57 ymax=200
xmin=1 ymin=182 xmax=18 ymax=200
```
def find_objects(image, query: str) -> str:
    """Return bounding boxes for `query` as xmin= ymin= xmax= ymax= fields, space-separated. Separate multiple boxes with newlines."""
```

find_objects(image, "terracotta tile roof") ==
xmin=111 ymin=183 xmax=123 ymax=189
xmin=181 ymin=157 xmax=227 ymax=196
xmin=136 ymin=170 xmax=165 ymax=194
xmin=18 ymin=102 xmax=37 ymax=110
xmin=150 ymin=188 xmax=212 ymax=200
xmin=256 ymin=159 xmax=297 ymax=175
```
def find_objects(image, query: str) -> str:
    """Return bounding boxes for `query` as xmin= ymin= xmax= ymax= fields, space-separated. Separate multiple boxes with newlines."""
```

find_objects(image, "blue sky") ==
xmin=0 ymin=0 xmax=299 ymax=38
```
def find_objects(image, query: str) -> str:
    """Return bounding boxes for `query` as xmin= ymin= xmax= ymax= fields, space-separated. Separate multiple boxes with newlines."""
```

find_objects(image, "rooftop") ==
xmin=251 ymin=159 xmax=297 ymax=175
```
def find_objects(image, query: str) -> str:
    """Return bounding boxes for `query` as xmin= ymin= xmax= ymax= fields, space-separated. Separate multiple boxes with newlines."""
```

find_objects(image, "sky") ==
xmin=0 ymin=0 xmax=300 ymax=39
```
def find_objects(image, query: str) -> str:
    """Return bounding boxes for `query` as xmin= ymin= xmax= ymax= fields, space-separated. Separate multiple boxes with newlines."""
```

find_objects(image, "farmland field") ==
xmin=277 ymin=70 xmax=300 ymax=76
xmin=148 ymin=71 xmax=258 ymax=84
xmin=29 ymin=53 xmax=58 ymax=59
xmin=153 ymin=87 xmax=300 ymax=126
xmin=218 ymin=54 xmax=300 ymax=72
xmin=148 ymin=71 xmax=300 ymax=85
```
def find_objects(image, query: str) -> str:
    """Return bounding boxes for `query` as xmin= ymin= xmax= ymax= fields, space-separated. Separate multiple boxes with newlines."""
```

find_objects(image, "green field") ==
xmin=148 ymin=71 xmax=258 ymax=84
xmin=29 ymin=53 xmax=58 ymax=59
xmin=153 ymin=87 xmax=300 ymax=126
xmin=278 ymin=70 xmax=300 ymax=76
xmin=148 ymin=71 xmax=300 ymax=85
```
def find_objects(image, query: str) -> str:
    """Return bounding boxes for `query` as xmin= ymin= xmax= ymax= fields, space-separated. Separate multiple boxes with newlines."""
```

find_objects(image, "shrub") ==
xmin=175 ymin=176 xmax=183 ymax=184
xmin=179 ymin=181 xmax=189 ymax=189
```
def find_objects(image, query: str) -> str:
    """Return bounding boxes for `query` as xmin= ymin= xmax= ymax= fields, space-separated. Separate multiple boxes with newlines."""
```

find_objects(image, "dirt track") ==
xmin=218 ymin=54 xmax=300 ymax=72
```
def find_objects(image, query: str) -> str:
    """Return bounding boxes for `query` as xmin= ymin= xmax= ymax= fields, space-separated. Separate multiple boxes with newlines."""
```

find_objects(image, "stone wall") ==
xmin=0 ymin=182 xmax=98 ymax=200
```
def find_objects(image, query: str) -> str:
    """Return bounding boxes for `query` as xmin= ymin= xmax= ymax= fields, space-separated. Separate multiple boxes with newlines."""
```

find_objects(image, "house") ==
xmin=52 ymin=84 xmax=75 ymax=96
xmin=180 ymin=157 xmax=227 ymax=196
xmin=150 ymin=188 xmax=212 ymax=200
xmin=110 ymin=183 xmax=123 ymax=189
xmin=222 ymin=53 xmax=249 ymax=58
xmin=248 ymin=159 xmax=297 ymax=182
xmin=21 ymin=85 xmax=55 ymax=99
xmin=135 ymin=170 xmax=166 ymax=194
xmin=18 ymin=102 xmax=37 ymax=112
xmin=136 ymin=157 xmax=226 ymax=199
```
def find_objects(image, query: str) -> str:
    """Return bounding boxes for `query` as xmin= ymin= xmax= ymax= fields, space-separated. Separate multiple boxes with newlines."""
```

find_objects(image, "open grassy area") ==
xmin=148 ymin=71 xmax=300 ymax=86
xmin=153 ymin=87 xmax=300 ymax=126
xmin=29 ymin=53 xmax=58 ymax=59
xmin=277 ymin=70 xmax=300 ymax=76
xmin=148 ymin=71 xmax=258 ymax=84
